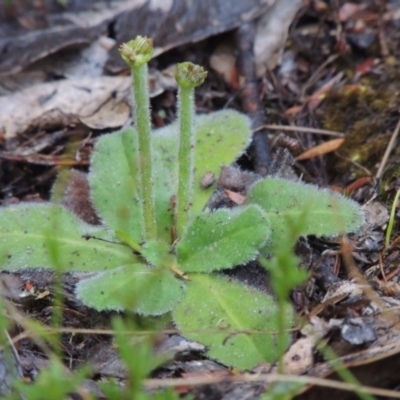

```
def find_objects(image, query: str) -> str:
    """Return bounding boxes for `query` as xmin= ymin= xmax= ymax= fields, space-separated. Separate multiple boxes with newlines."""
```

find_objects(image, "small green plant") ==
xmin=0 ymin=36 xmax=364 ymax=370
xmin=99 ymin=317 xmax=190 ymax=400
xmin=11 ymin=356 xmax=91 ymax=400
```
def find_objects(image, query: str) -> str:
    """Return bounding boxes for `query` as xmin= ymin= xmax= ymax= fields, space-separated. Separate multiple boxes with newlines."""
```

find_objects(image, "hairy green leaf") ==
xmin=173 ymin=274 xmax=293 ymax=369
xmin=192 ymin=110 xmax=252 ymax=217
xmin=246 ymin=178 xmax=364 ymax=250
xmin=151 ymin=110 xmax=252 ymax=242
xmin=141 ymin=240 xmax=176 ymax=268
xmin=152 ymin=125 xmax=179 ymax=243
xmin=76 ymin=264 xmax=185 ymax=314
xmin=0 ymin=203 xmax=135 ymax=272
xmin=89 ymin=128 xmax=144 ymax=242
xmin=176 ymin=205 xmax=269 ymax=273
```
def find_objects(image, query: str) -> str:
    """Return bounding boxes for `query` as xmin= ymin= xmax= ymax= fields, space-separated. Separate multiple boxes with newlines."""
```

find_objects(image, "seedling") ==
xmin=0 ymin=36 xmax=364 ymax=370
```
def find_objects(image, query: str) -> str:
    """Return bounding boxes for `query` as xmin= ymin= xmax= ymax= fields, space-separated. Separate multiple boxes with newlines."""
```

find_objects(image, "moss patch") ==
xmin=317 ymin=65 xmax=400 ymax=179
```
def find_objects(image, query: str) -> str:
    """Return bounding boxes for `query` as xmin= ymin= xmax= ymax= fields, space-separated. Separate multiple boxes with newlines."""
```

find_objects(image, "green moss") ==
xmin=319 ymin=66 xmax=400 ymax=179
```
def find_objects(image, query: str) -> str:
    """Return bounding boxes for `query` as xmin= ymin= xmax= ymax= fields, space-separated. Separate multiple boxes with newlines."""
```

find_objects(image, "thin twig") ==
xmin=375 ymin=115 xmax=400 ymax=179
xmin=254 ymin=124 xmax=345 ymax=137
xmin=301 ymin=54 xmax=339 ymax=99
xmin=9 ymin=326 xmax=298 ymax=345
xmin=144 ymin=372 xmax=400 ymax=398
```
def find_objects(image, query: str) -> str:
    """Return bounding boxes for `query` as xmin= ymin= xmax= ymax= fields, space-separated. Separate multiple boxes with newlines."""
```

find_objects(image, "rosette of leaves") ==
xmin=0 ymin=36 xmax=364 ymax=370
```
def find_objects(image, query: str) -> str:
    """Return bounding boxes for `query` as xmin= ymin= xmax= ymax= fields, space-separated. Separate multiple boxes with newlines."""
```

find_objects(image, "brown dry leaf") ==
xmin=223 ymin=189 xmax=247 ymax=205
xmin=296 ymin=138 xmax=345 ymax=161
xmin=307 ymin=72 xmax=344 ymax=111
xmin=0 ymin=0 xmax=273 ymax=76
xmin=295 ymin=340 xmax=400 ymax=400
xmin=35 ymin=290 xmax=51 ymax=300
xmin=345 ymin=176 xmax=372 ymax=192
xmin=0 ymin=76 xmax=131 ymax=138
xmin=284 ymin=105 xmax=303 ymax=115
xmin=209 ymin=40 xmax=238 ymax=88
xmin=0 ymin=67 xmax=178 ymax=138
xmin=254 ymin=0 xmax=303 ymax=77
xmin=322 ymin=280 xmax=365 ymax=303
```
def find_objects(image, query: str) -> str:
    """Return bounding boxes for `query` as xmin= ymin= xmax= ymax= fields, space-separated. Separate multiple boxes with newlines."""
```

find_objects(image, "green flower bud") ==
xmin=175 ymin=62 xmax=208 ymax=88
xmin=119 ymin=36 xmax=154 ymax=67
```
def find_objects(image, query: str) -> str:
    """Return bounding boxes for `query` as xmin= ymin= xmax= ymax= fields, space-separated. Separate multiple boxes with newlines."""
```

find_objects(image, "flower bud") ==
xmin=119 ymin=36 xmax=154 ymax=67
xmin=175 ymin=62 xmax=207 ymax=88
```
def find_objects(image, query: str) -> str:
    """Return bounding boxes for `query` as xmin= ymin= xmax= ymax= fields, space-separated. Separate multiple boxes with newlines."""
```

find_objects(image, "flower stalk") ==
xmin=119 ymin=37 xmax=157 ymax=241
xmin=174 ymin=62 xmax=207 ymax=238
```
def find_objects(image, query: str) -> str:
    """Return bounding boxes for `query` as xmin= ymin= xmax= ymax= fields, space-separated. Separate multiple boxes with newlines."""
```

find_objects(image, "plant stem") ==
xmin=131 ymin=64 xmax=157 ymax=240
xmin=176 ymin=84 xmax=194 ymax=237
xmin=386 ymin=187 xmax=400 ymax=247
xmin=119 ymin=37 xmax=157 ymax=241
xmin=175 ymin=63 xmax=207 ymax=238
xmin=276 ymin=299 xmax=286 ymax=374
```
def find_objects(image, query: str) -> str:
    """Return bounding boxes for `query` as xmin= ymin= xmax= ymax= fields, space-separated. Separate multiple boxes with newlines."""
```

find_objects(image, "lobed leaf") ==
xmin=76 ymin=264 xmax=185 ymax=314
xmin=89 ymin=128 xmax=145 ymax=242
xmin=176 ymin=205 xmax=269 ymax=273
xmin=173 ymin=274 xmax=293 ymax=370
xmin=0 ymin=203 xmax=135 ymax=272
xmin=246 ymin=178 xmax=364 ymax=250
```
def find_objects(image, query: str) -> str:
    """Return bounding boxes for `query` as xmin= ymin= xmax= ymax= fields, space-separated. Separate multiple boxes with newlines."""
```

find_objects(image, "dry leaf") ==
xmin=223 ymin=189 xmax=246 ymax=205
xmin=284 ymin=105 xmax=303 ymax=115
xmin=307 ymin=73 xmax=343 ymax=111
xmin=345 ymin=176 xmax=372 ymax=192
xmin=254 ymin=0 xmax=303 ymax=76
xmin=209 ymin=41 xmax=238 ymax=88
xmin=296 ymin=138 xmax=345 ymax=161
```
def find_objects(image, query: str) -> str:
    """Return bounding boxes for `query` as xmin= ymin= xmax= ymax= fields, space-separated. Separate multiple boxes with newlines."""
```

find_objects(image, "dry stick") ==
xmin=2 ymin=300 xmax=54 ymax=358
xmin=235 ymin=22 xmax=271 ymax=176
xmin=375 ymin=115 xmax=400 ymax=180
xmin=253 ymin=124 xmax=345 ymax=138
xmin=10 ymin=326 xmax=298 ymax=345
xmin=143 ymin=374 xmax=400 ymax=398
xmin=300 ymin=54 xmax=339 ymax=99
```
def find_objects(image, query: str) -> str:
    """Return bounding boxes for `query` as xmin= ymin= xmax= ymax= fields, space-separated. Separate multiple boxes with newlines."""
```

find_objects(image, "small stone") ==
xmin=200 ymin=171 xmax=215 ymax=188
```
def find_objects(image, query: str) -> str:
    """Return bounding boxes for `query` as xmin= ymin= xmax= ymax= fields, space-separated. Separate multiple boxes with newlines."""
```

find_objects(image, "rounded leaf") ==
xmin=89 ymin=129 xmax=145 ymax=243
xmin=177 ymin=205 xmax=269 ymax=273
xmin=173 ymin=274 xmax=293 ymax=369
xmin=76 ymin=264 xmax=185 ymax=315
xmin=0 ymin=203 xmax=135 ymax=272
xmin=246 ymin=178 xmax=364 ymax=250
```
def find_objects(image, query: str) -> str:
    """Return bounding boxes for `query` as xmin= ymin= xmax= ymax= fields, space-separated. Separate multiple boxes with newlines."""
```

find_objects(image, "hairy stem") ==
xmin=119 ymin=37 xmax=157 ymax=241
xmin=132 ymin=64 xmax=157 ymax=240
xmin=175 ymin=62 xmax=207 ymax=238
xmin=176 ymin=84 xmax=194 ymax=237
